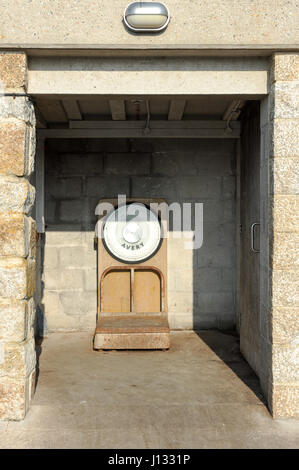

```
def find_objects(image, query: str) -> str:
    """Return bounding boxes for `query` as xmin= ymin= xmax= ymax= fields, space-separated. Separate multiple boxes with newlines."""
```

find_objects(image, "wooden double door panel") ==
xmin=102 ymin=269 xmax=161 ymax=313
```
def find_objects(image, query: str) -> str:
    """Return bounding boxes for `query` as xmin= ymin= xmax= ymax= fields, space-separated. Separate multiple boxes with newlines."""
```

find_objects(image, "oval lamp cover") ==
xmin=124 ymin=2 xmax=170 ymax=32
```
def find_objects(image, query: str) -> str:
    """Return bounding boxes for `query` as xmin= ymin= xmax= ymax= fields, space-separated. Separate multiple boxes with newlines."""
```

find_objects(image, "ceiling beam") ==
xmin=168 ymin=100 xmax=186 ymax=120
xmin=69 ymin=120 xmax=240 ymax=129
xmin=61 ymin=99 xmax=82 ymax=120
xmin=109 ymin=100 xmax=126 ymax=120
xmin=39 ymin=120 xmax=240 ymax=139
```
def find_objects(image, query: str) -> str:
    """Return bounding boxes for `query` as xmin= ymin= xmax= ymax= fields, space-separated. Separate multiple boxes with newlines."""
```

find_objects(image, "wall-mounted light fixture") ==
xmin=124 ymin=2 xmax=170 ymax=32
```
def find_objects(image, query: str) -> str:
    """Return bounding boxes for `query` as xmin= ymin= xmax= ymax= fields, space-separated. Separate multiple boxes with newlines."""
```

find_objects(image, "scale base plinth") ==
xmin=93 ymin=313 xmax=170 ymax=350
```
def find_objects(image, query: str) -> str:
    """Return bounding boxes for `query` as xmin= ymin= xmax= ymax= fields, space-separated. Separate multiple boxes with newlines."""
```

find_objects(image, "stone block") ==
xmin=194 ymin=153 xmax=234 ymax=176
xmin=272 ymin=232 xmax=299 ymax=269
xmin=152 ymin=150 xmax=234 ymax=177
xmin=271 ymin=157 xmax=299 ymax=195
xmin=197 ymin=245 xmax=235 ymax=268
xmin=173 ymin=268 xmax=195 ymax=293
xmin=48 ymin=139 xmax=129 ymax=154
xmin=0 ymin=299 xmax=28 ymax=342
xmin=46 ymin=311 xmax=86 ymax=332
xmin=78 ymin=153 xmax=104 ymax=174
xmin=271 ymin=119 xmax=299 ymax=158
xmin=0 ymin=337 xmax=35 ymax=380
xmin=26 ymin=258 xmax=36 ymax=298
xmin=178 ymin=176 xmax=222 ymax=199
xmin=27 ymin=297 xmax=36 ymax=330
xmin=60 ymin=291 xmax=96 ymax=316
xmin=152 ymin=151 xmax=197 ymax=176
xmin=272 ymin=195 xmax=298 ymax=232
xmin=167 ymin=238 xmax=194 ymax=269
xmin=167 ymin=270 xmax=177 ymax=292
xmin=0 ymin=257 xmax=35 ymax=300
xmin=151 ymin=139 xmax=235 ymax=155
xmin=168 ymin=313 xmax=193 ymax=330
xmin=28 ymin=217 xmax=36 ymax=260
xmin=46 ymin=152 xmax=104 ymax=176
xmin=131 ymin=176 xmax=178 ymax=201
xmin=85 ymin=140 xmax=129 ymax=153
xmin=272 ymin=342 xmax=299 ymax=382
xmin=201 ymin=199 xmax=235 ymax=223
xmin=271 ymin=53 xmax=299 ymax=83
xmin=42 ymin=290 xmax=76 ymax=331
xmin=46 ymin=175 xmax=82 ymax=199
xmin=0 ymin=369 xmax=35 ymax=421
xmin=59 ymin=246 xmax=96 ymax=269
xmin=84 ymin=269 xmax=97 ymax=292
xmin=59 ymin=199 xmax=85 ymax=223
xmin=197 ymin=267 xmax=223 ymax=292
xmin=43 ymin=246 xmax=59 ymax=270
xmin=128 ymin=139 xmax=153 ymax=153
xmin=202 ymin=222 xmax=235 ymax=249
xmin=198 ymin=292 xmax=234 ymax=315
xmin=194 ymin=314 xmax=218 ymax=330
xmin=105 ymin=153 xmax=151 ymax=175
xmin=271 ymin=384 xmax=299 ymax=419
xmin=272 ymin=269 xmax=299 ymax=307
xmin=45 ymin=228 xmax=83 ymax=246
xmin=83 ymin=230 xmax=97 ymax=246
xmin=0 ymin=121 xmax=29 ymax=176
xmin=0 ymin=96 xmax=35 ymax=125
xmin=43 ymin=268 xmax=84 ymax=291
xmin=0 ymin=176 xmax=35 ymax=214
xmin=0 ymin=52 xmax=27 ymax=91
xmin=0 ymin=213 xmax=27 ymax=257
xmin=78 ymin=313 xmax=97 ymax=330
xmin=86 ymin=176 xmax=130 ymax=198
xmin=271 ymin=307 xmax=299 ymax=344
xmin=0 ymin=215 xmax=35 ymax=260
xmin=61 ymin=269 xmax=85 ymax=290
xmin=168 ymin=291 xmax=195 ymax=315
xmin=270 ymin=82 xmax=299 ymax=120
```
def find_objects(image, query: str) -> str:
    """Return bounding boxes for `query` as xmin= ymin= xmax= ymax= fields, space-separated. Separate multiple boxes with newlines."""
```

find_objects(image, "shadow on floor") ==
xmin=194 ymin=330 xmax=267 ymax=406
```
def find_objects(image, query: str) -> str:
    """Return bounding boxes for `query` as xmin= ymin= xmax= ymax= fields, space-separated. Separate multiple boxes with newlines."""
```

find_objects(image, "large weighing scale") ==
xmin=93 ymin=199 xmax=170 ymax=350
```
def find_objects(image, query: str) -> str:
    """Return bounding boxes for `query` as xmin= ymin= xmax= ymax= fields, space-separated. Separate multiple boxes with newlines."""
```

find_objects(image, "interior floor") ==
xmin=0 ymin=331 xmax=298 ymax=449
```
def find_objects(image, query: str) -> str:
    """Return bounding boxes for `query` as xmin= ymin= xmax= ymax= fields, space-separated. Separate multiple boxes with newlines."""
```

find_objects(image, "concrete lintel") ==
xmin=28 ymin=57 xmax=269 ymax=96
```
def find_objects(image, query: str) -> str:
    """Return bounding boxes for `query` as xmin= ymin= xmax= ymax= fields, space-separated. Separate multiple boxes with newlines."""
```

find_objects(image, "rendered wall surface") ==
xmin=0 ymin=1 xmax=298 ymax=48
xmin=39 ymin=138 xmax=237 ymax=333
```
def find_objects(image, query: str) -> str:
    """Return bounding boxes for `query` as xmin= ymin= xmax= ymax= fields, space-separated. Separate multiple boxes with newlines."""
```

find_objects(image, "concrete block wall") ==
xmin=40 ymin=138 xmax=237 ymax=332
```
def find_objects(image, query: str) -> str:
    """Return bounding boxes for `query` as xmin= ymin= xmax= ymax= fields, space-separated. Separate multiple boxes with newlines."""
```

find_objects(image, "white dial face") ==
xmin=103 ymin=203 xmax=162 ymax=263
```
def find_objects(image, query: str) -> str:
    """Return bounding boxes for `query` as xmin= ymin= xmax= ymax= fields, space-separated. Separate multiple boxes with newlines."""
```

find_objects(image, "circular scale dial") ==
xmin=103 ymin=203 xmax=162 ymax=263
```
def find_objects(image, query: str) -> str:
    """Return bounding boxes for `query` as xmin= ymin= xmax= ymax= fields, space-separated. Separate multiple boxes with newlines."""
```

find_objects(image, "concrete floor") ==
xmin=0 ymin=330 xmax=298 ymax=449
